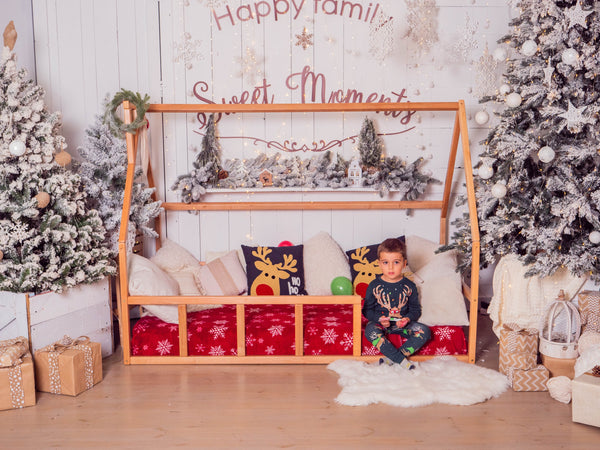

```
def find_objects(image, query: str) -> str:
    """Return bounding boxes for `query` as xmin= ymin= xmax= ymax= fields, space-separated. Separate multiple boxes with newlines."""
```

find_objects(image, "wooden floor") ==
xmin=2 ymin=313 xmax=598 ymax=449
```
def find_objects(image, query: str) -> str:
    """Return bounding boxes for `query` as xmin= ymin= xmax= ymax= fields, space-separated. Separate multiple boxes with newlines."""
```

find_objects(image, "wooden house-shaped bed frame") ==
xmin=117 ymin=101 xmax=480 ymax=365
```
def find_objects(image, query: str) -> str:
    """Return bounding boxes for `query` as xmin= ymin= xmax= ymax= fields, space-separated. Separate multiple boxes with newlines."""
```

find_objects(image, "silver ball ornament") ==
xmin=475 ymin=110 xmax=489 ymax=125
xmin=9 ymin=140 xmax=26 ymax=156
xmin=589 ymin=231 xmax=600 ymax=244
xmin=499 ymin=84 xmax=511 ymax=95
xmin=491 ymin=182 xmax=507 ymax=198
xmin=521 ymin=40 xmax=537 ymax=57
xmin=561 ymin=48 xmax=579 ymax=66
xmin=478 ymin=165 xmax=494 ymax=180
xmin=506 ymin=92 xmax=522 ymax=108
xmin=493 ymin=47 xmax=507 ymax=61
xmin=538 ymin=146 xmax=555 ymax=163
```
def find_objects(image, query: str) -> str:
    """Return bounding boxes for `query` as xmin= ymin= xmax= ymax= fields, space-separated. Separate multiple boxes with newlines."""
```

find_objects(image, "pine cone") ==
xmin=592 ymin=365 xmax=600 ymax=377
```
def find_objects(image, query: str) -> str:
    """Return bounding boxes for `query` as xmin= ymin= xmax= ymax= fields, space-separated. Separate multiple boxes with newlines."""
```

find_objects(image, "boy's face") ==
xmin=378 ymin=251 xmax=407 ymax=283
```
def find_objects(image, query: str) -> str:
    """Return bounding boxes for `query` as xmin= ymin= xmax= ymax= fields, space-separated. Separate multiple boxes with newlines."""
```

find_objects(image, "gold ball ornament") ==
xmin=35 ymin=191 xmax=50 ymax=208
xmin=54 ymin=150 xmax=72 ymax=167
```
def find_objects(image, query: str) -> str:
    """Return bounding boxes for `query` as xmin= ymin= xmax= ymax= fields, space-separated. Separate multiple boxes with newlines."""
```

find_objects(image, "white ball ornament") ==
xmin=491 ymin=182 xmax=507 ymax=198
xmin=493 ymin=47 xmax=508 ymax=61
xmin=561 ymin=48 xmax=579 ymax=66
xmin=499 ymin=84 xmax=511 ymax=95
xmin=478 ymin=165 xmax=494 ymax=180
xmin=475 ymin=110 xmax=490 ymax=125
xmin=589 ymin=231 xmax=600 ymax=244
xmin=506 ymin=92 xmax=522 ymax=108
xmin=521 ymin=40 xmax=537 ymax=57
xmin=538 ymin=146 xmax=555 ymax=163
xmin=8 ymin=140 xmax=26 ymax=156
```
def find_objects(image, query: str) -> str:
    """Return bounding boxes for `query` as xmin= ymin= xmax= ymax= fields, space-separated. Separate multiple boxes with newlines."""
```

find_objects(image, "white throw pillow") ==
xmin=195 ymin=250 xmax=247 ymax=296
xmin=303 ymin=231 xmax=351 ymax=295
xmin=150 ymin=238 xmax=201 ymax=272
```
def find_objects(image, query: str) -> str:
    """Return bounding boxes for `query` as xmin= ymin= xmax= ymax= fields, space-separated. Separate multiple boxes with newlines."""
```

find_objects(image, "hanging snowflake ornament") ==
xmin=564 ymin=1 xmax=593 ymax=29
xmin=234 ymin=46 xmax=264 ymax=85
xmin=196 ymin=0 xmax=229 ymax=8
xmin=295 ymin=28 xmax=313 ymax=50
xmin=369 ymin=8 xmax=394 ymax=63
xmin=453 ymin=13 xmax=479 ymax=62
xmin=172 ymin=32 xmax=203 ymax=70
xmin=474 ymin=43 xmax=498 ymax=98
xmin=405 ymin=0 xmax=439 ymax=55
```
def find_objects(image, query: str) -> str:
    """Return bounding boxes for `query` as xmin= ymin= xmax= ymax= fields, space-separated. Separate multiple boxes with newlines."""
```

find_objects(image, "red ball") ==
xmin=278 ymin=240 xmax=293 ymax=247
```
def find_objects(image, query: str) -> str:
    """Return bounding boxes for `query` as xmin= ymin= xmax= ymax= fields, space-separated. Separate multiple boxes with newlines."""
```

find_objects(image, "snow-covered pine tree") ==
xmin=0 ymin=32 xmax=115 ymax=293
xmin=76 ymin=115 xmax=162 ymax=257
xmin=446 ymin=0 xmax=600 ymax=280
xmin=357 ymin=116 xmax=383 ymax=168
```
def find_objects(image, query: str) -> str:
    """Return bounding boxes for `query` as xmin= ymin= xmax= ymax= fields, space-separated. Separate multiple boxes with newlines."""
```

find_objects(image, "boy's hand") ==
xmin=379 ymin=316 xmax=391 ymax=328
xmin=396 ymin=317 xmax=409 ymax=328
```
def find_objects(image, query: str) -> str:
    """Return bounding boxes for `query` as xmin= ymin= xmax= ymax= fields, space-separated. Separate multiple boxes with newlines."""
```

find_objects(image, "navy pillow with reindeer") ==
xmin=242 ymin=245 xmax=307 ymax=296
xmin=345 ymin=236 xmax=405 ymax=298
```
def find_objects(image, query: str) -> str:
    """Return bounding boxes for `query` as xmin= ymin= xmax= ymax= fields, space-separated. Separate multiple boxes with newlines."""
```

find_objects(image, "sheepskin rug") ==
xmin=327 ymin=356 xmax=509 ymax=407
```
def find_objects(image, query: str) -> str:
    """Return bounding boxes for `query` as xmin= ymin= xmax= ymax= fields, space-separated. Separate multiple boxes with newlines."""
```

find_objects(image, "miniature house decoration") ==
xmin=347 ymin=159 xmax=363 ymax=187
xmin=259 ymin=169 xmax=273 ymax=187
xmin=539 ymin=290 xmax=581 ymax=359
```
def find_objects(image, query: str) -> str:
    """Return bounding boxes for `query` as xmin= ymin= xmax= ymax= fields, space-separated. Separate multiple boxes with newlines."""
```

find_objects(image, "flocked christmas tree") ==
xmin=357 ymin=116 xmax=383 ymax=168
xmin=0 ymin=23 xmax=115 ymax=293
xmin=76 ymin=114 xmax=162 ymax=257
xmin=446 ymin=0 xmax=600 ymax=281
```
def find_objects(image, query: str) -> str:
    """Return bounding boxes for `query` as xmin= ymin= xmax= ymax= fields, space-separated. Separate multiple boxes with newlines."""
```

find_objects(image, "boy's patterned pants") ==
xmin=365 ymin=320 xmax=431 ymax=364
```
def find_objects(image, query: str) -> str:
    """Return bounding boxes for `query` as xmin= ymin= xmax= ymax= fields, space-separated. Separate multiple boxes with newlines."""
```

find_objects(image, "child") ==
xmin=362 ymin=237 xmax=431 ymax=369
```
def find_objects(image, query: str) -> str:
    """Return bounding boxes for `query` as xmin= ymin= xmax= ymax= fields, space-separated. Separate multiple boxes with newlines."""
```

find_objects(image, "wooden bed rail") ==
xmin=117 ymin=100 xmax=481 ymax=365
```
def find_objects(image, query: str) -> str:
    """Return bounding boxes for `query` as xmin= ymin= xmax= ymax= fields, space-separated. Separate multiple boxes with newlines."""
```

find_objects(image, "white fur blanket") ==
xmin=488 ymin=255 xmax=586 ymax=337
xmin=327 ymin=357 xmax=509 ymax=407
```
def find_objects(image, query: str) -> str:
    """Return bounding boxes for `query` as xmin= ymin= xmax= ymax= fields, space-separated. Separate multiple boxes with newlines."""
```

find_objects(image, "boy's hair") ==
xmin=377 ymin=238 xmax=407 ymax=259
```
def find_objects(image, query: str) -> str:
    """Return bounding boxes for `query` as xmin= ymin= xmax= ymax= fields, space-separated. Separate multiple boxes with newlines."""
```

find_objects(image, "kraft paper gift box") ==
xmin=34 ymin=336 xmax=102 ymax=396
xmin=510 ymin=365 xmax=549 ymax=392
xmin=498 ymin=324 xmax=538 ymax=376
xmin=572 ymin=373 xmax=600 ymax=428
xmin=0 ymin=337 xmax=36 ymax=410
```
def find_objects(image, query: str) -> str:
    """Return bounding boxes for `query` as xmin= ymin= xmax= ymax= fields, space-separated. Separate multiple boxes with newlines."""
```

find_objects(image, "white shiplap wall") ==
xmin=30 ymin=0 xmax=513 ymax=266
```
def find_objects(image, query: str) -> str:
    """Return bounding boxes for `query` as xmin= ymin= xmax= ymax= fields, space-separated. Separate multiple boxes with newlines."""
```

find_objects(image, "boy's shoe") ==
xmin=399 ymin=358 xmax=416 ymax=370
xmin=378 ymin=357 xmax=394 ymax=366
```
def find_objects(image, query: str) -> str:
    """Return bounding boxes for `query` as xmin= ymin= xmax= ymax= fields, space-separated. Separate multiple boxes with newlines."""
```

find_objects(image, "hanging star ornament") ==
xmin=295 ymin=27 xmax=313 ymax=50
xmin=565 ymin=2 xmax=593 ymax=29
xmin=558 ymin=101 xmax=594 ymax=132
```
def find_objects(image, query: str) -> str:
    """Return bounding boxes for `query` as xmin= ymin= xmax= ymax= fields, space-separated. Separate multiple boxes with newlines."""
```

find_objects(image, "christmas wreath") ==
xmin=103 ymin=89 xmax=150 ymax=138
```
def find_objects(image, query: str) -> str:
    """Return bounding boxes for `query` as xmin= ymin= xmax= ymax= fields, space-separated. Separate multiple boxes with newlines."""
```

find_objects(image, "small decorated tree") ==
xmin=0 ymin=23 xmax=114 ymax=293
xmin=357 ymin=116 xmax=383 ymax=169
xmin=76 ymin=114 xmax=162 ymax=257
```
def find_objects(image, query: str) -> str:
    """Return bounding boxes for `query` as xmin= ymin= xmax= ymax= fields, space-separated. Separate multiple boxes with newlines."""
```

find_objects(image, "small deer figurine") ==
xmin=250 ymin=247 xmax=298 ymax=296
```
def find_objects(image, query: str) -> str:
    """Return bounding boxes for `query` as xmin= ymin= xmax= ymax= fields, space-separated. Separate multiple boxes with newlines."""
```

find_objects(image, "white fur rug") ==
xmin=327 ymin=356 xmax=509 ymax=407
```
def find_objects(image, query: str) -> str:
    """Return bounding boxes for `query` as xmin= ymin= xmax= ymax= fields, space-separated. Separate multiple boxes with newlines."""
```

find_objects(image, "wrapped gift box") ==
xmin=0 ymin=352 xmax=36 ymax=410
xmin=499 ymin=324 xmax=539 ymax=377
xmin=499 ymin=351 xmax=537 ymax=377
xmin=510 ymin=365 xmax=549 ymax=392
xmin=578 ymin=291 xmax=600 ymax=333
xmin=541 ymin=354 xmax=576 ymax=379
xmin=34 ymin=336 xmax=102 ymax=396
xmin=572 ymin=373 xmax=600 ymax=428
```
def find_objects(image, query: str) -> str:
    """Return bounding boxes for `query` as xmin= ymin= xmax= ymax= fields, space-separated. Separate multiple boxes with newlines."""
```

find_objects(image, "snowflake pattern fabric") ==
xmin=131 ymin=305 xmax=467 ymax=357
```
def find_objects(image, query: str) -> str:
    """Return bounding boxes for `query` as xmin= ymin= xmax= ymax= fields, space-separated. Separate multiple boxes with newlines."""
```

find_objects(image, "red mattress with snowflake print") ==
xmin=131 ymin=304 xmax=467 ymax=357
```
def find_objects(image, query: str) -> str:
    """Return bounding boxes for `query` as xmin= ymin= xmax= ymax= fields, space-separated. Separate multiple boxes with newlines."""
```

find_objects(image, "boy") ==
xmin=362 ymin=238 xmax=431 ymax=369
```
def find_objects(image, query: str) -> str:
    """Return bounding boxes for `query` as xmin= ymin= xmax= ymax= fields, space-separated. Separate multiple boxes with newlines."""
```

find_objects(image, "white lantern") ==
xmin=539 ymin=290 xmax=581 ymax=359
xmin=561 ymin=48 xmax=579 ymax=65
xmin=589 ymin=231 xmax=600 ymax=244
xmin=475 ymin=110 xmax=489 ymax=125
xmin=506 ymin=92 xmax=522 ymax=108
xmin=8 ymin=139 xmax=26 ymax=156
xmin=538 ymin=146 xmax=555 ymax=163
xmin=493 ymin=47 xmax=508 ymax=61
xmin=499 ymin=84 xmax=511 ymax=95
xmin=491 ymin=182 xmax=507 ymax=198
xmin=478 ymin=165 xmax=494 ymax=179
xmin=521 ymin=40 xmax=537 ymax=56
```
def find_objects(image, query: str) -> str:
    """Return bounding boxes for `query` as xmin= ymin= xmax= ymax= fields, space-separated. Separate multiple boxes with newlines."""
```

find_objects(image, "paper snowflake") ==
xmin=564 ymin=1 xmax=593 ymax=29
xmin=405 ymin=0 xmax=439 ymax=55
xmin=559 ymin=101 xmax=594 ymax=132
xmin=369 ymin=8 xmax=394 ymax=63
xmin=453 ymin=13 xmax=479 ymax=62
xmin=295 ymin=27 xmax=313 ymax=50
xmin=172 ymin=32 xmax=203 ymax=70
xmin=196 ymin=0 xmax=229 ymax=8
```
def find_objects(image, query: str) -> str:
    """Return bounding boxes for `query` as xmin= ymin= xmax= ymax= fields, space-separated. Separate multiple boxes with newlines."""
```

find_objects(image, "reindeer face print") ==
xmin=349 ymin=246 xmax=382 ymax=298
xmin=242 ymin=245 xmax=305 ymax=296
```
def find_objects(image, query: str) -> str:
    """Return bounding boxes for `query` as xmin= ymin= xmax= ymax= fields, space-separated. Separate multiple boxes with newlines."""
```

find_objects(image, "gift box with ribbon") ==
xmin=34 ymin=335 xmax=102 ymax=396
xmin=499 ymin=323 xmax=539 ymax=378
xmin=0 ymin=337 xmax=36 ymax=410
xmin=510 ymin=365 xmax=549 ymax=392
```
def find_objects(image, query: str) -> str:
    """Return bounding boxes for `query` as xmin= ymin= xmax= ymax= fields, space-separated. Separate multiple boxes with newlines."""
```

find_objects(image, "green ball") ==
xmin=330 ymin=276 xmax=353 ymax=295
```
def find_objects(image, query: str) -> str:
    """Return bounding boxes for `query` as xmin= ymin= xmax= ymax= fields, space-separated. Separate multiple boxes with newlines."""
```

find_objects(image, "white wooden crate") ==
xmin=0 ymin=278 xmax=113 ymax=358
